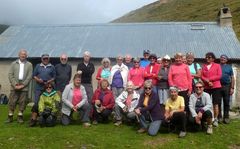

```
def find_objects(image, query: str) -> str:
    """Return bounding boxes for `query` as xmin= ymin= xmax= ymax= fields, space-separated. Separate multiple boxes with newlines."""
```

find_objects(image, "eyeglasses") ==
xmin=206 ymin=56 xmax=212 ymax=59
xmin=46 ymin=86 xmax=52 ymax=89
xmin=42 ymin=58 xmax=49 ymax=60
xmin=144 ymin=87 xmax=152 ymax=90
xmin=134 ymin=61 xmax=139 ymax=63
xmin=195 ymin=86 xmax=203 ymax=89
xmin=61 ymin=58 xmax=67 ymax=61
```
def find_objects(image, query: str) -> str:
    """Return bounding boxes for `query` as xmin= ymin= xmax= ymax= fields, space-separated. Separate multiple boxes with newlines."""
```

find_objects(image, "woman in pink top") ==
xmin=201 ymin=52 xmax=222 ymax=127
xmin=128 ymin=57 xmax=145 ymax=93
xmin=168 ymin=53 xmax=192 ymax=112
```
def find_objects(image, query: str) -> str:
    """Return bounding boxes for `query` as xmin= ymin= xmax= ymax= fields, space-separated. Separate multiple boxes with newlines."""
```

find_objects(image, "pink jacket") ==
xmin=201 ymin=62 xmax=222 ymax=89
xmin=144 ymin=63 xmax=160 ymax=85
xmin=168 ymin=63 xmax=192 ymax=92
xmin=128 ymin=67 xmax=145 ymax=88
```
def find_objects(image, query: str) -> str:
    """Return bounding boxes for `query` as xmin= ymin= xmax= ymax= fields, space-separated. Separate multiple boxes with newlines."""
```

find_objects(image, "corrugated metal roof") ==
xmin=0 ymin=22 xmax=240 ymax=59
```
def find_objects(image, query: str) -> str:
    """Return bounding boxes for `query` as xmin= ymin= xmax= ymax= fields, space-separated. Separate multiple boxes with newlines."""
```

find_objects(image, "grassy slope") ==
xmin=113 ymin=0 xmax=240 ymax=39
xmin=0 ymin=105 xmax=240 ymax=149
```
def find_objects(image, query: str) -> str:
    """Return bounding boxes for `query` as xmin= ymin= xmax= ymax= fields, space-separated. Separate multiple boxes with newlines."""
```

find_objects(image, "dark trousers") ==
xmin=82 ymin=83 xmax=94 ymax=112
xmin=93 ymin=106 xmax=112 ymax=122
xmin=169 ymin=112 xmax=186 ymax=132
xmin=189 ymin=110 xmax=213 ymax=125
xmin=219 ymin=85 xmax=231 ymax=118
xmin=39 ymin=114 xmax=57 ymax=127
xmin=178 ymin=90 xmax=189 ymax=113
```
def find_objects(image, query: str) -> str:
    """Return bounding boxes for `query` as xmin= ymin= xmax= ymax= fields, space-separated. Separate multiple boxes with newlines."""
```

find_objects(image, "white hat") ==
xmin=163 ymin=55 xmax=171 ymax=60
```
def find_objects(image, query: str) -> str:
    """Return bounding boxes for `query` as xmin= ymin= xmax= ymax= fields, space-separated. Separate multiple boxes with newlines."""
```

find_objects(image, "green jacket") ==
xmin=38 ymin=90 xmax=60 ymax=113
xmin=8 ymin=59 xmax=33 ymax=91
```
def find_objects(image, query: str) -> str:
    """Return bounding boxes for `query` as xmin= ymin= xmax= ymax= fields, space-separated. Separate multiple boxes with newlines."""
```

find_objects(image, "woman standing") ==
xmin=201 ymin=52 xmax=222 ymax=127
xmin=61 ymin=74 xmax=91 ymax=127
xmin=96 ymin=58 xmax=111 ymax=86
xmin=168 ymin=53 xmax=192 ymax=112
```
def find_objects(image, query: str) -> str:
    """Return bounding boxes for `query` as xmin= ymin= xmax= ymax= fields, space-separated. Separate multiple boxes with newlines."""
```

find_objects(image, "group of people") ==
xmin=5 ymin=49 xmax=234 ymax=138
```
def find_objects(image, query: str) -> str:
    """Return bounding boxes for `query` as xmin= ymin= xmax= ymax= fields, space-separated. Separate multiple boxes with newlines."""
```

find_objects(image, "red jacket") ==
xmin=144 ymin=63 xmax=160 ymax=85
xmin=92 ymin=88 xmax=115 ymax=109
xmin=201 ymin=62 xmax=222 ymax=89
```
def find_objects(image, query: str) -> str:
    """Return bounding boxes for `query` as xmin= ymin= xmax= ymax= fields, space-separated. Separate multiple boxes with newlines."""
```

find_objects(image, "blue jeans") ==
xmin=139 ymin=114 xmax=162 ymax=136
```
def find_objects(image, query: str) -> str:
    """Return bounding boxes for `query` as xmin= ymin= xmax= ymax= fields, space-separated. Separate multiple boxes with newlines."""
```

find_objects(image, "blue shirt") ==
xmin=140 ymin=59 xmax=150 ymax=68
xmin=221 ymin=64 xmax=233 ymax=85
xmin=111 ymin=70 xmax=123 ymax=88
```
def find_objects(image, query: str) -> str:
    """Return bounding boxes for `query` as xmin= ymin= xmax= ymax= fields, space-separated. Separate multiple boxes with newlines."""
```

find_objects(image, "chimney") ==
xmin=218 ymin=6 xmax=232 ymax=27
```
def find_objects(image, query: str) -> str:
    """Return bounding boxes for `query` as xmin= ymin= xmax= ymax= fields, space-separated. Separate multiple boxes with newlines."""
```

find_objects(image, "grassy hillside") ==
xmin=113 ymin=0 xmax=240 ymax=39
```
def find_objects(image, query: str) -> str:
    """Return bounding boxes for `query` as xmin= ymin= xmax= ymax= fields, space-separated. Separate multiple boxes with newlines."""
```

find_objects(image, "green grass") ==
xmin=0 ymin=105 xmax=240 ymax=149
xmin=113 ymin=0 xmax=240 ymax=40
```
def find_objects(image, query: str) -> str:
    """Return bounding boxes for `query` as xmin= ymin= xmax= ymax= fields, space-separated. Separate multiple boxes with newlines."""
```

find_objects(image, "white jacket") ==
xmin=116 ymin=90 xmax=140 ymax=112
xmin=109 ymin=63 xmax=128 ymax=88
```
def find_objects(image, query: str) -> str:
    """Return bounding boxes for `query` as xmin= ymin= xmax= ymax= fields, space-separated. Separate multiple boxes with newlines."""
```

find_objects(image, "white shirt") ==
xmin=18 ymin=60 xmax=25 ymax=80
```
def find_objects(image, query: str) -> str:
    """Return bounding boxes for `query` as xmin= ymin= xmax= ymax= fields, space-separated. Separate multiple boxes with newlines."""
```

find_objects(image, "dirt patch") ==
xmin=228 ymin=144 xmax=240 ymax=149
xmin=144 ymin=137 xmax=174 ymax=148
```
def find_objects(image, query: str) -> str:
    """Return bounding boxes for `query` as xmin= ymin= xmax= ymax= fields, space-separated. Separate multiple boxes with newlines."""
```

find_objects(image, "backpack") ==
xmin=0 ymin=94 xmax=8 ymax=104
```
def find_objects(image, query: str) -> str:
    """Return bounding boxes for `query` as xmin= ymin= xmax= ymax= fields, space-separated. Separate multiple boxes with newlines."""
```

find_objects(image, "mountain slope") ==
xmin=113 ymin=0 xmax=240 ymax=39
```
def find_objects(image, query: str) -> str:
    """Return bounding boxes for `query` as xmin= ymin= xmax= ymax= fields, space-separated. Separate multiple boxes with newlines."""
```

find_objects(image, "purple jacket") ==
xmin=136 ymin=91 xmax=164 ymax=121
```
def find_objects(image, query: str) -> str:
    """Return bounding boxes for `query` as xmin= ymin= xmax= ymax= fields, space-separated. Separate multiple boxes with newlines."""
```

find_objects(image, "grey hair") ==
xmin=101 ymin=57 xmax=111 ymax=65
xmin=83 ymin=51 xmax=91 ymax=56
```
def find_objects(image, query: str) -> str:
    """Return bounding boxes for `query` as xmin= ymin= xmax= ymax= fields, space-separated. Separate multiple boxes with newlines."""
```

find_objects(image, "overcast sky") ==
xmin=0 ymin=0 xmax=157 ymax=25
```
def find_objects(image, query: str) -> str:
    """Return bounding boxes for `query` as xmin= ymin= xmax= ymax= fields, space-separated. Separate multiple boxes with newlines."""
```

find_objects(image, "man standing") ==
xmin=124 ymin=54 xmax=134 ymax=70
xmin=29 ymin=54 xmax=56 ymax=126
xmin=6 ymin=49 xmax=33 ymax=123
xmin=219 ymin=54 xmax=234 ymax=124
xmin=77 ymin=51 xmax=95 ymax=112
xmin=140 ymin=50 xmax=150 ymax=68
xmin=55 ymin=54 xmax=72 ymax=96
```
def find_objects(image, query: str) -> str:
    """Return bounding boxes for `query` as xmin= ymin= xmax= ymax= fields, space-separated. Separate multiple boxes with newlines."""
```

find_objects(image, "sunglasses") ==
xmin=46 ymin=86 xmax=52 ymax=89
xmin=206 ymin=56 xmax=212 ymax=59
xmin=195 ymin=86 xmax=203 ymax=89
xmin=145 ymin=87 xmax=152 ymax=90
xmin=134 ymin=61 xmax=139 ymax=63
xmin=61 ymin=58 xmax=67 ymax=61
xmin=42 ymin=58 xmax=49 ymax=60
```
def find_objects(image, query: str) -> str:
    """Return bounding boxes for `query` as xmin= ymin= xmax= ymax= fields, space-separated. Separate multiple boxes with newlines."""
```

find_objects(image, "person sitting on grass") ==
xmin=38 ymin=83 xmax=60 ymax=127
xmin=134 ymin=80 xmax=164 ymax=136
xmin=61 ymin=73 xmax=91 ymax=127
xmin=92 ymin=79 xmax=115 ymax=125
xmin=114 ymin=81 xmax=140 ymax=126
xmin=189 ymin=81 xmax=213 ymax=135
xmin=165 ymin=86 xmax=187 ymax=138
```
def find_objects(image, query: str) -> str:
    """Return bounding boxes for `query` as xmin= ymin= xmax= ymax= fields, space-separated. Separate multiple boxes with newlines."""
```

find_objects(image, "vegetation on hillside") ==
xmin=113 ymin=0 xmax=240 ymax=39
xmin=0 ymin=25 xmax=8 ymax=34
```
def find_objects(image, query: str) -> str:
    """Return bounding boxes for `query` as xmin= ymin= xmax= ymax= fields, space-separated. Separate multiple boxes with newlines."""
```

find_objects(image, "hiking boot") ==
xmin=178 ymin=131 xmax=187 ymax=138
xmin=17 ymin=115 xmax=24 ymax=124
xmin=137 ymin=128 xmax=147 ymax=133
xmin=5 ymin=115 xmax=13 ymax=123
xmin=223 ymin=118 xmax=230 ymax=124
xmin=207 ymin=125 xmax=213 ymax=135
xmin=83 ymin=122 xmax=91 ymax=128
xmin=212 ymin=119 xmax=218 ymax=127
xmin=114 ymin=121 xmax=122 ymax=126
xmin=29 ymin=119 xmax=37 ymax=127
xmin=92 ymin=120 xmax=98 ymax=125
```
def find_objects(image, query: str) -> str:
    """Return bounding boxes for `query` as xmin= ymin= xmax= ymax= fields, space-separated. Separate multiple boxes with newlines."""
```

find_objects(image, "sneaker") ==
xmin=29 ymin=119 xmax=37 ymax=127
xmin=5 ymin=115 xmax=13 ymax=123
xmin=223 ymin=118 xmax=230 ymax=124
xmin=114 ymin=121 xmax=122 ymax=126
xmin=137 ymin=128 xmax=147 ymax=133
xmin=92 ymin=120 xmax=98 ymax=125
xmin=83 ymin=122 xmax=91 ymax=127
xmin=17 ymin=115 xmax=24 ymax=124
xmin=213 ymin=119 xmax=218 ymax=127
xmin=207 ymin=125 xmax=213 ymax=135
xmin=178 ymin=131 xmax=186 ymax=138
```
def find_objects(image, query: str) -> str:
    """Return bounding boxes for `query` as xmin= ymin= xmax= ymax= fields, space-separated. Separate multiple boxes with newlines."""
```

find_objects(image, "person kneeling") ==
xmin=114 ymin=81 xmax=140 ymax=126
xmin=134 ymin=80 xmax=164 ymax=136
xmin=189 ymin=81 xmax=213 ymax=134
xmin=61 ymin=74 xmax=91 ymax=127
xmin=165 ymin=86 xmax=187 ymax=138
xmin=92 ymin=79 xmax=114 ymax=124
xmin=38 ymin=83 xmax=60 ymax=127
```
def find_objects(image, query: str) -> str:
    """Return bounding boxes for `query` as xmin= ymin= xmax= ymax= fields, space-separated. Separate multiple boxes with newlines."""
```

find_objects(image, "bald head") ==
xmin=60 ymin=54 xmax=68 ymax=64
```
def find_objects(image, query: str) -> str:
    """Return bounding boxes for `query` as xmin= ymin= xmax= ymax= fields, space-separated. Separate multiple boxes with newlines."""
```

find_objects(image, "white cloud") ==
xmin=0 ymin=0 xmax=157 ymax=24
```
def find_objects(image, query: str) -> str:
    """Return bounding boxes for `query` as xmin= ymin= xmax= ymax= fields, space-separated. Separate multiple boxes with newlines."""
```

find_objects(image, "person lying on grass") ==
xmin=38 ymin=83 xmax=60 ymax=127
